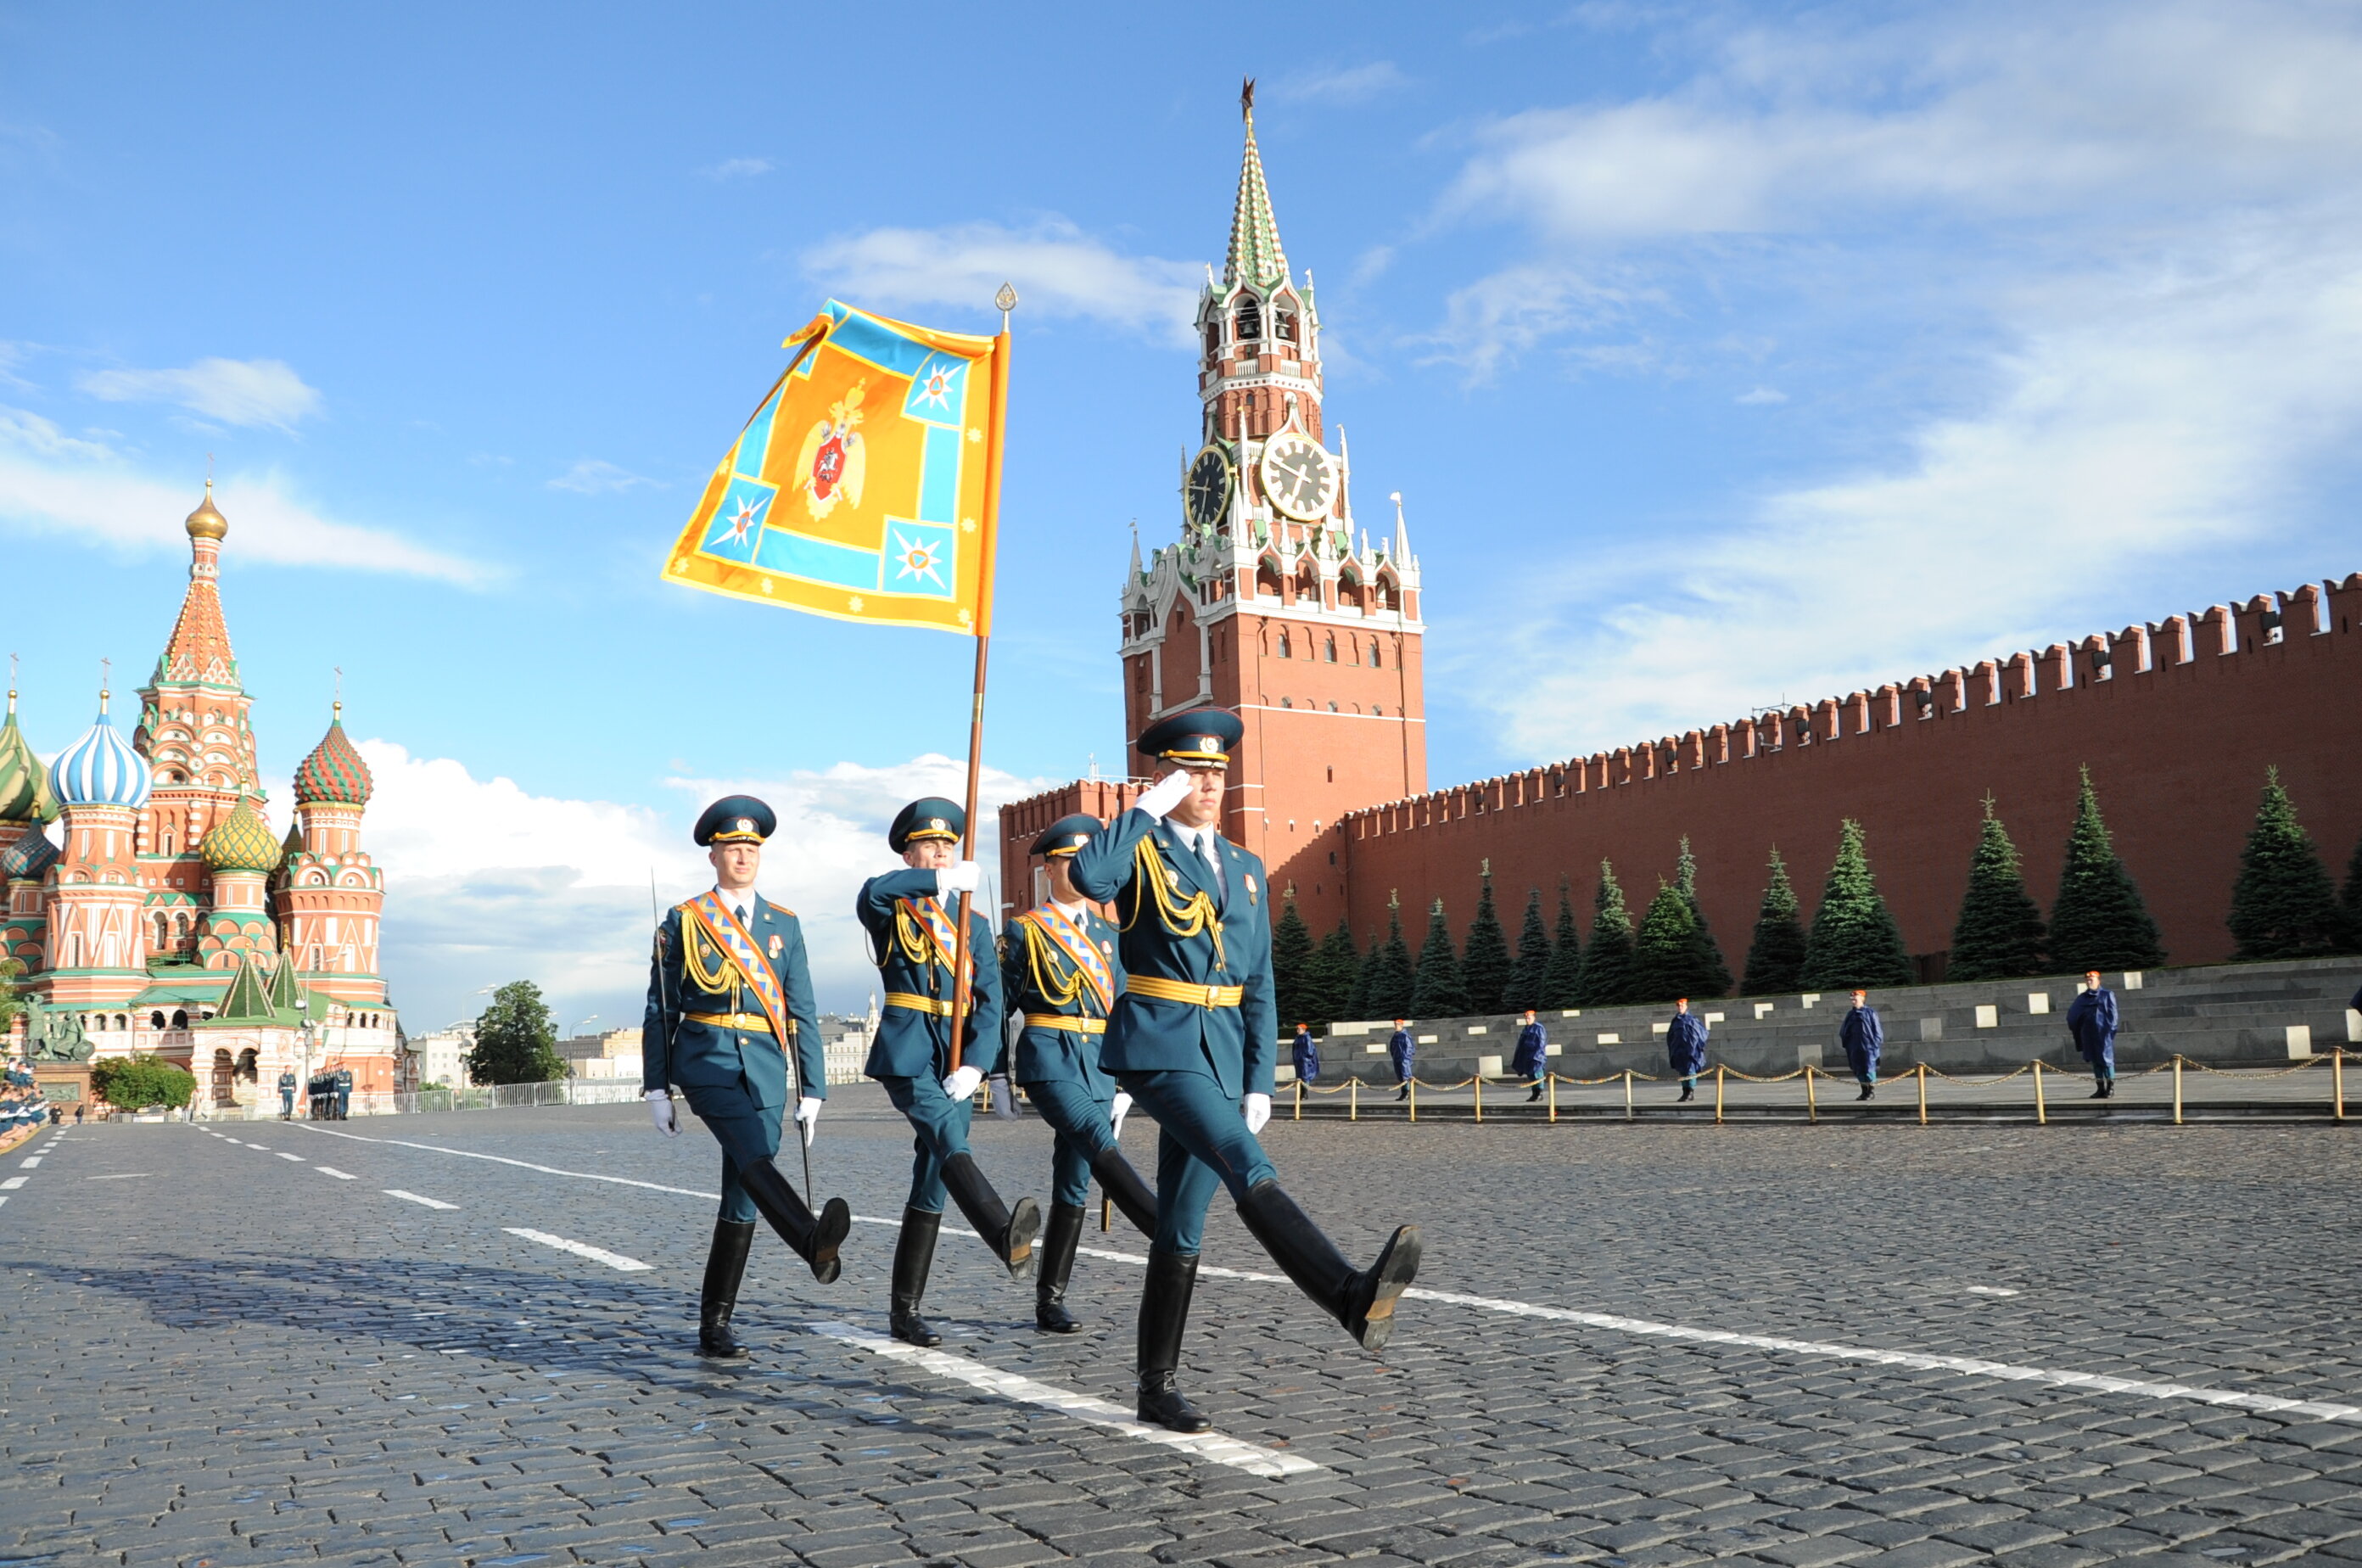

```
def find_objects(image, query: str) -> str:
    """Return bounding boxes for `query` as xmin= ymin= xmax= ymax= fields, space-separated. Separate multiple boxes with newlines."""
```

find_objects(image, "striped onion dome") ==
xmin=1 ymin=828 xmax=59 ymax=881
xmin=53 ymin=692 xmax=152 ymax=809
xmin=0 ymin=689 xmax=57 ymax=824
xmin=293 ymin=702 xmax=372 ymax=806
xmin=200 ymin=795 xmax=282 ymax=875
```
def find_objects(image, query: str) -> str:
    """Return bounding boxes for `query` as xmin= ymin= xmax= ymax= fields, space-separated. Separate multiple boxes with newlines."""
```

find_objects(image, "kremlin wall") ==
xmin=1002 ymin=98 xmax=2362 ymax=987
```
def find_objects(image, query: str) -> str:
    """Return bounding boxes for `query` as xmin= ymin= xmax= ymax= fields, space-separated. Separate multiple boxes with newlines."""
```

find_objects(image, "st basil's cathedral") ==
xmin=0 ymin=484 xmax=405 ymax=1112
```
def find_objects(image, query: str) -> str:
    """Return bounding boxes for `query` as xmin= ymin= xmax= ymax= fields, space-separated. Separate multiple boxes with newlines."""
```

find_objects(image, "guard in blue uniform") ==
xmin=1511 ymin=1010 xmax=1548 ymax=1101
xmin=1839 ymin=988 xmax=1883 ymax=1100
xmin=1072 ymin=709 xmax=1421 ymax=1433
xmin=1003 ymin=813 xmax=1159 ymax=1334
xmin=333 ymin=1067 xmax=352 ymax=1119
xmin=2068 ymin=970 xmax=2119 ymax=1099
xmin=858 ymin=797 xmax=1038 ymax=1348
xmin=1389 ymin=1020 xmax=1414 ymax=1100
xmin=643 ymin=795 xmax=851 ymax=1358
xmin=277 ymin=1069 xmax=296 ymax=1119
xmin=1666 ymin=999 xmax=1708 ymax=1103
xmin=1290 ymin=1025 xmax=1319 ymax=1086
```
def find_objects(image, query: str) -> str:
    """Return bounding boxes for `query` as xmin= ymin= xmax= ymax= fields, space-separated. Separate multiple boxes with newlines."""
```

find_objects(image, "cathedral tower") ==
xmin=46 ymin=691 xmax=154 ymax=994
xmin=276 ymin=703 xmax=385 ymax=1003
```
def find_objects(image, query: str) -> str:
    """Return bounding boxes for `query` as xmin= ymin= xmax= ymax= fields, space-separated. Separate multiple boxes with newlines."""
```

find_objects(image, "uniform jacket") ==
xmin=2067 ymin=987 xmax=2119 ymax=1061
xmin=1000 ymin=901 xmax=1126 ymax=1089
xmin=1511 ymin=1022 xmax=1548 ymax=1079
xmin=641 ymin=893 xmax=826 ymax=1110
xmin=1290 ymin=1029 xmax=1320 ymax=1084
xmin=1839 ymin=1005 xmax=1883 ymax=1072
xmin=1389 ymin=1028 xmax=1415 ymax=1080
xmin=856 ymin=867 xmax=1005 ymax=1080
xmin=1068 ymin=809 xmax=1276 ymax=1099
xmin=1666 ymin=1013 xmax=1709 ymax=1076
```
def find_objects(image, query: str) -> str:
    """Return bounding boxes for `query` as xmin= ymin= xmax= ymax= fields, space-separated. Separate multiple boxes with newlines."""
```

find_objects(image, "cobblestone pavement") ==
xmin=4 ymin=1089 xmax=2359 ymax=1567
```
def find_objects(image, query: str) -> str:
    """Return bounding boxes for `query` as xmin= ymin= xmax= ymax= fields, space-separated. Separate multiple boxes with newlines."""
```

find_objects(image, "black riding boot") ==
xmin=941 ymin=1152 xmax=1040 ymax=1280
xmin=1088 ymin=1145 xmax=1159 ymax=1236
xmin=1395 ymin=1084 xmax=1409 ymax=1101
xmin=698 ymin=1218 xmax=756 ymax=1358
xmin=1678 ymin=1083 xmax=1695 ymax=1103
xmin=1857 ymin=1082 xmax=1874 ymax=1101
xmin=1234 ymin=1179 xmax=1421 ymax=1352
xmin=736 ymin=1156 xmax=852 ymax=1284
xmin=1136 ymin=1246 xmax=1211 ymax=1432
xmin=1036 ymin=1202 xmax=1087 ymax=1333
xmin=890 ymin=1207 xmax=943 ymax=1347
xmin=1527 ymin=1082 xmax=1543 ymax=1102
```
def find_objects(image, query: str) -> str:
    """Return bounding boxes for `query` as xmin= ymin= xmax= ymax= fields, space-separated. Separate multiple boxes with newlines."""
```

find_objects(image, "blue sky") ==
xmin=7 ymin=3 xmax=2359 ymax=1031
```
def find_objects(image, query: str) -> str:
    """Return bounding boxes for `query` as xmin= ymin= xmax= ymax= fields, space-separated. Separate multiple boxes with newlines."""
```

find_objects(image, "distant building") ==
xmin=406 ymin=1025 xmax=474 ymax=1090
xmin=554 ymin=1026 xmax=643 ymax=1081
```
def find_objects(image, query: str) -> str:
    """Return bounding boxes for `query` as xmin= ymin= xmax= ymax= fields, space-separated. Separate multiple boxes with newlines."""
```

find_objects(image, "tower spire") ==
xmin=1225 ymin=76 xmax=1290 ymax=290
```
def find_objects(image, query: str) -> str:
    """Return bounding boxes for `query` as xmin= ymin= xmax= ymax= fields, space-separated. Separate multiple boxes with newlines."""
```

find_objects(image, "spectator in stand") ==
xmin=1666 ymin=999 xmax=1709 ymax=1104
xmin=2068 ymin=970 xmax=2119 ymax=1100
xmin=1389 ymin=1020 xmax=1414 ymax=1101
xmin=1839 ymin=989 xmax=1883 ymax=1102
xmin=1511 ymin=1011 xmax=1548 ymax=1102
xmin=1290 ymin=1025 xmax=1318 ymax=1088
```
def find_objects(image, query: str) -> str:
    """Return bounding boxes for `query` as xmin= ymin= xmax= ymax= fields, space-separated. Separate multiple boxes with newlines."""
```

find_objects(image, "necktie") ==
xmin=736 ymin=903 xmax=751 ymax=929
xmin=1196 ymin=832 xmax=1225 ymax=912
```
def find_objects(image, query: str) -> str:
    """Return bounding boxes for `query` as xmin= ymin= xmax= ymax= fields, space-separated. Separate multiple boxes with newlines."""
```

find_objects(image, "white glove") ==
xmin=1110 ymin=1090 xmax=1133 ymax=1140
xmin=1242 ymin=1091 xmax=1272 ymax=1135
xmin=646 ymin=1089 xmax=677 ymax=1137
xmin=937 ymin=860 xmax=982 ymax=896
xmin=941 ymin=1064 xmax=983 ymax=1102
xmin=1137 ymin=770 xmax=1194 ymax=819
xmin=793 ymin=1095 xmax=823 ymax=1146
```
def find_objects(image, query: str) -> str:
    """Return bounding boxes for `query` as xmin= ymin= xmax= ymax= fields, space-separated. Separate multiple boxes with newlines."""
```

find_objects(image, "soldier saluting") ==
xmin=1002 ymin=814 xmax=1159 ymax=1334
xmin=643 ymin=795 xmax=851 ymax=1358
xmin=1072 ymin=709 xmax=1422 ymax=1433
xmin=858 ymin=797 xmax=1038 ymax=1348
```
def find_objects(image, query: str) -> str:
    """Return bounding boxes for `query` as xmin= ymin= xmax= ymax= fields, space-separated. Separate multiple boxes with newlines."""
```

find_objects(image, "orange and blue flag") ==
xmin=664 ymin=300 xmax=1005 ymax=636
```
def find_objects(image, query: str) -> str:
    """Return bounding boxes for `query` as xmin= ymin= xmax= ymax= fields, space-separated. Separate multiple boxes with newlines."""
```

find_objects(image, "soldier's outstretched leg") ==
xmin=698 ymin=1218 xmax=757 ymax=1358
xmin=1136 ymin=1246 xmax=1209 ymax=1432
xmin=884 ymin=1072 xmax=1039 ymax=1280
xmin=736 ymin=1155 xmax=852 ymax=1283
xmin=1036 ymin=1202 xmax=1087 ymax=1333
xmin=1089 ymin=1146 xmax=1158 ymax=1235
xmin=1234 ymin=1180 xmax=1422 ymax=1352
xmin=941 ymin=1152 xmax=1041 ymax=1279
xmin=890 ymin=1207 xmax=943 ymax=1347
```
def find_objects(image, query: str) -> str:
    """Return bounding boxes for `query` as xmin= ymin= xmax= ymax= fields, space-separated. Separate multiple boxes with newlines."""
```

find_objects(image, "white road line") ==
xmin=297 ymin=1124 xmax=717 ymax=1201
xmin=1966 ymin=1285 xmax=2022 ymax=1297
xmin=0 ymin=1194 xmax=8 ymax=1207
xmin=0 ymin=1177 xmax=25 ymax=1190
xmin=315 ymin=1166 xmax=356 ymax=1180
xmin=808 ymin=1320 xmax=1318 ymax=1479
xmin=275 ymin=1151 xmax=305 ymax=1162
xmin=504 ymin=1228 xmax=651 ymax=1272
xmin=20 ymin=1156 xmax=41 ymax=1168
xmin=383 ymin=1189 xmax=461 ymax=1210
xmin=85 ymin=1173 xmax=147 ymax=1180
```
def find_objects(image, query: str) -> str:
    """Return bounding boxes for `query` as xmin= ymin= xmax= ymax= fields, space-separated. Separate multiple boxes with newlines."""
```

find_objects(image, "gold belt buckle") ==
xmin=1204 ymin=983 xmax=1220 ymax=1005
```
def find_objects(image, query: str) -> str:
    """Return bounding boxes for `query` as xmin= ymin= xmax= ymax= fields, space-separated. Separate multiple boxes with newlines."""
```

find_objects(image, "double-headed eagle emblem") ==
xmin=796 ymin=379 xmax=868 ymax=520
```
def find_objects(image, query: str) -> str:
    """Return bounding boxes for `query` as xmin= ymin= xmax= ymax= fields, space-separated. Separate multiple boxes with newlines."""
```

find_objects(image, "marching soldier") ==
xmin=643 ymin=795 xmax=851 ymax=1358
xmin=333 ymin=1065 xmax=353 ymax=1120
xmin=277 ymin=1067 xmax=297 ymax=1120
xmin=1072 ymin=709 xmax=1421 ymax=1433
xmin=858 ymin=797 xmax=1037 ymax=1348
xmin=1002 ymin=814 xmax=1159 ymax=1334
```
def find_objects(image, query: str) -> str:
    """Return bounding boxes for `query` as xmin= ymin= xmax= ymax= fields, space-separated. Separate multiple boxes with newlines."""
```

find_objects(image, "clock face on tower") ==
xmin=1184 ymin=445 xmax=1233 ymax=530
xmin=1259 ymin=431 xmax=1338 ymax=523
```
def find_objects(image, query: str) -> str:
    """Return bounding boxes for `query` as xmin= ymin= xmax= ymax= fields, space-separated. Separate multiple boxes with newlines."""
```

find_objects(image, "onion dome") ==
xmin=0 ymin=689 xmax=58 ymax=824
xmin=186 ymin=479 xmax=228 ymax=541
xmin=293 ymin=702 xmax=372 ymax=806
xmin=200 ymin=795 xmax=282 ymax=875
xmin=53 ymin=691 xmax=152 ymax=809
xmin=1 ymin=828 xmax=58 ymax=881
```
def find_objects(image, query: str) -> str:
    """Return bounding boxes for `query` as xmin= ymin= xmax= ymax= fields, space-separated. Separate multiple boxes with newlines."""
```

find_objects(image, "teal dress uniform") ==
xmin=858 ymin=796 xmax=1040 ymax=1349
xmin=333 ymin=1067 xmax=352 ymax=1119
xmin=1069 ymin=710 xmax=1421 ymax=1435
xmin=641 ymin=796 xmax=852 ymax=1358
xmin=1002 ymin=814 xmax=1161 ymax=1333
xmin=277 ymin=1070 xmax=296 ymax=1118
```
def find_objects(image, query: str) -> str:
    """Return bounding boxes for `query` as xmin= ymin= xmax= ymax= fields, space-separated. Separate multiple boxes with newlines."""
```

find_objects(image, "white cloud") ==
xmin=0 ymin=426 xmax=488 ymax=582
xmin=1735 ymin=386 xmax=1787 ymax=405
xmin=76 ymin=356 xmax=323 ymax=430
xmin=1274 ymin=63 xmax=1408 ymax=107
xmin=359 ymin=740 xmax=1055 ymax=1028
xmin=701 ymin=156 xmax=772 ymax=180
xmin=546 ymin=459 xmax=655 ymax=495
xmin=802 ymin=218 xmax=1202 ymax=344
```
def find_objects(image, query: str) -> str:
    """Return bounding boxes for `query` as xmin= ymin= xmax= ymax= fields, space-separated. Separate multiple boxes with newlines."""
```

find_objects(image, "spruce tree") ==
xmin=1411 ymin=899 xmax=1473 ymax=1016
xmin=1459 ymin=869 xmax=1514 ymax=1012
xmin=1505 ymin=888 xmax=1552 ymax=1012
xmin=1630 ymin=879 xmax=1704 ymax=1004
xmin=1540 ymin=878 xmax=1584 ymax=1009
xmin=2048 ymin=767 xmax=2166 ymax=972
xmin=1271 ymin=896 xmax=1316 ymax=1027
xmin=1674 ymin=837 xmax=1732 ymax=997
xmin=1308 ymin=918 xmax=1359 ymax=1025
xmin=1947 ymin=795 xmax=2046 ymax=982
xmin=1798 ymin=820 xmax=1914 ymax=990
xmin=2227 ymin=769 xmax=2347 ymax=960
xmin=1741 ymin=848 xmax=1809 ymax=995
xmin=1348 ymin=929 xmax=1381 ymax=1019
xmin=2342 ymin=833 xmax=2362 ymax=954
xmin=1361 ymin=898 xmax=1416 ymax=1020
xmin=1574 ymin=861 xmax=1637 ymax=1006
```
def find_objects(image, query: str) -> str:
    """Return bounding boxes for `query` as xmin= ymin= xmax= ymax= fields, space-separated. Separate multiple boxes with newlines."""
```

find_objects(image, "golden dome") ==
xmin=186 ymin=479 xmax=228 ymax=541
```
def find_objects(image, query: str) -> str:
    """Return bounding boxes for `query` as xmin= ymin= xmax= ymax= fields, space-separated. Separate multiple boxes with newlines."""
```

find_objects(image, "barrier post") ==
xmin=1805 ymin=1063 xmax=1817 ymax=1124
xmin=1101 ymin=1194 xmax=1111 ymax=1232
xmin=1294 ymin=1079 xmax=1303 ymax=1122
xmin=2172 ymin=1056 xmax=2184 ymax=1126
xmin=1473 ymin=1074 xmax=1484 ymax=1123
xmin=1624 ymin=1068 xmax=1634 ymax=1121
xmin=2334 ymin=1049 xmax=2345 ymax=1123
xmin=1547 ymin=1072 xmax=1558 ymax=1123
xmin=2033 ymin=1057 xmax=2046 ymax=1126
xmin=1408 ymin=1078 xmax=1418 ymax=1124
xmin=1917 ymin=1061 xmax=1928 ymax=1126
xmin=1350 ymin=1078 xmax=1358 ymax=1123
xmin=1714 ymin=1063 xmax=1726 ymax=1126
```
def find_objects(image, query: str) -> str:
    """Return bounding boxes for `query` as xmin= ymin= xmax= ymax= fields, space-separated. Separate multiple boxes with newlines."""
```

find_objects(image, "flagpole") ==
xmin=946 ymin=283 xmax=1016 ymax=1074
